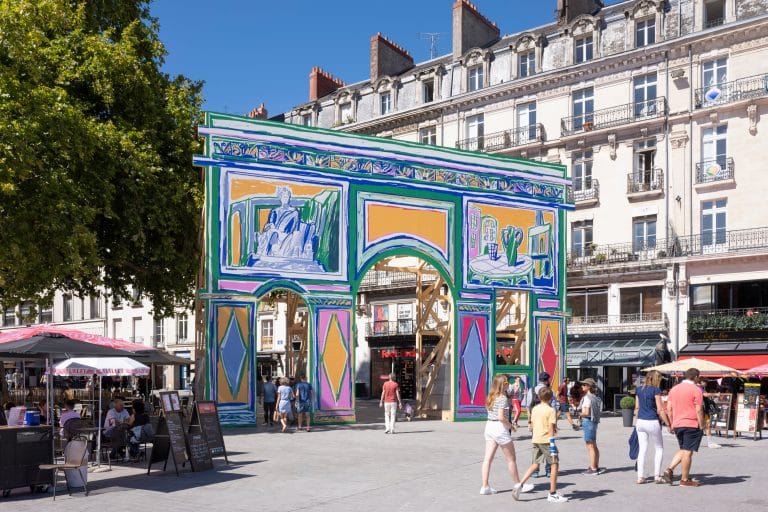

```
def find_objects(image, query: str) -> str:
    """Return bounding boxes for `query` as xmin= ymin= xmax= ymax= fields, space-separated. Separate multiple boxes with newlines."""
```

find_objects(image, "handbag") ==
xmin=628 ymin=427 xmax=639 ymax=461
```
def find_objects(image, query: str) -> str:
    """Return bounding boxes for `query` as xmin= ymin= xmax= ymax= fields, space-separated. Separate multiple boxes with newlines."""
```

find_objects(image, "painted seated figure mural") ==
xmin=252 ymin=186 xmax=317 ymax=264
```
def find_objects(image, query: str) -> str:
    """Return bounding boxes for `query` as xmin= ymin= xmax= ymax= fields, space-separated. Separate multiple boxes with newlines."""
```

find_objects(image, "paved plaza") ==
xmin=4 ymin=402 xmax=764 ymax=511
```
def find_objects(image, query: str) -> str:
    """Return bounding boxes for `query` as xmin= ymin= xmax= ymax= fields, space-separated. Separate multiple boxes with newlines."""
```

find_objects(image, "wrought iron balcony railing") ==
xmin=627 ymin=168 xmax=664 ymax=194
xmin=561 ymin=97 xmax=666 ymax=136
xmin=567 ymin=312 xmax=664 ymax=325
xmin=358 ymin=271 xmax=437 ymax=290
xmin=573 ymin=179 xmax=599 ymax=203
xmin=695 ymin=74 xmax=768 ymax=108
xmin=704 ymin=17 xmax=724 ymax=29
xmin=366 ymin=319 xmax=416 ymax=337
xmin=261 ymin=335 xmax=274 ymax=350
xmin=567 ymin=226 xmax=768 ymax=271
xmin=455 ymin=124 xmax=543 ymax=153
xmin=695 ymin=157 xmax=734 ymax=184
xmin=688 ymin=307 xmax=768 ymax=332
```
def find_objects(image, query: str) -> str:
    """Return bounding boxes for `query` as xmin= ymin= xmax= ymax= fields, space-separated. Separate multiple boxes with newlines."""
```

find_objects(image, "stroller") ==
xmin=401 ymin=401 xmax=415 ymax=421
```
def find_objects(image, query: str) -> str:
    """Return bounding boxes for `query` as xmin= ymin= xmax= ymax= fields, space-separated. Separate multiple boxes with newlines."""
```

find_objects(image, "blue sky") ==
xmin=151 ymin=1 xmax=620 ymax=116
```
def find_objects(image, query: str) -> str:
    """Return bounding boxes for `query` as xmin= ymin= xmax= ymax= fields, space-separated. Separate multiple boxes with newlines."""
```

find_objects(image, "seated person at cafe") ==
xmin=127 ymin=400 xmax=151 ymax=459
xmin=59 ymin=399 xmax=82 ymax=435
xmin=38 ymin=399 xmax=49 ymax=425
xmin=104 ymin=398 xmax=131 ymax=459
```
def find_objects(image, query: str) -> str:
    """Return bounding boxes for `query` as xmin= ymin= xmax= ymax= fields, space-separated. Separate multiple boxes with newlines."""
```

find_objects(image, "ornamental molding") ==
xmin=567 ymin=14 xmax=601 ymax=37
xmin=460 ymin=47 xmax=493 ymax=67
xmin=513 ymin=32 xmax=545 ymax=52
xmin=625 ymin=0 xmax=665 ymax=19
xmin=670 ymin=130 xmax=689 ymax=149
xmin=748 ymin=103 xmax=758 ymax=135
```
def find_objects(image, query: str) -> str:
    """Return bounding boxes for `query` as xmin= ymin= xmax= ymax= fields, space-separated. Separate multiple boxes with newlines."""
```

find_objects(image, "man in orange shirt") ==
xmin=380 ymin=373 xmax=402 ymax=434
xmin=663 ymin=368 xmax=706 ymax=487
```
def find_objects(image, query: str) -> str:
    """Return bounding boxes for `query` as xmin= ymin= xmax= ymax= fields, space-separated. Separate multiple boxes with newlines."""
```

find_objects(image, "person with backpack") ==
xmin=634 ymin=370 xmax=670 ymax=484
xmin=578 ymin=378 xmax=603 ymax=475
xmin=294 ymin=374 xmax=313 ymax=432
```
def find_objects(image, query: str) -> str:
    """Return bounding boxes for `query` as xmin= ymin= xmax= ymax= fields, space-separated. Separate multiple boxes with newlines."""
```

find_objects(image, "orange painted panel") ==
xmin=366 ymin=203 xmax=448 ymax=253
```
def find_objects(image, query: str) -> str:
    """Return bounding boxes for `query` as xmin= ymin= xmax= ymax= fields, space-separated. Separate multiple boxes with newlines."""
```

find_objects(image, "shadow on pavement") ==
xmin=698 ymin=473 xmax=750 ymax=486
xmin=566 ymin=489 xmax=615 ymax=501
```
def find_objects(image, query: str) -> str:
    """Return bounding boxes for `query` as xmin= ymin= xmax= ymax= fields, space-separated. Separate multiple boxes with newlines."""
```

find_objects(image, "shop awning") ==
xmin=678 ymin=341 xmax=768 ymax=370
xmin=566 ymin=334 xmax=661 ymax=367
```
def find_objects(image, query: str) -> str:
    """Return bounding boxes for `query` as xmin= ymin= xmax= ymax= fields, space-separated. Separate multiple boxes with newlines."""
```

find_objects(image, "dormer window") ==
xmin=301 ymin=114 xmax=312 ymax=127
xmin=380 ymin=92 xmax=392 ymax=115
xmin=636 ymin=18 xmax=655 ymax=47
xmin=339 ymin=102 xmax=353 ymax=124
xmin=519 ymin=51 xmax=536 ymax=78
xmin=423 ymin=81 xmax=434 ymax=103
xmin=468 ymin=65 xmax=484 ymax=92
xmin=574 ymin=36 xmax=593 ymax=63
xmin=705 ymin=0 xmax=725 ymax=28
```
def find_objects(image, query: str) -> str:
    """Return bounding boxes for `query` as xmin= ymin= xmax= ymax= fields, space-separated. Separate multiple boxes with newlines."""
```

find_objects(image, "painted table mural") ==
xmin=195 ymin=114 xmax=572 ymax=425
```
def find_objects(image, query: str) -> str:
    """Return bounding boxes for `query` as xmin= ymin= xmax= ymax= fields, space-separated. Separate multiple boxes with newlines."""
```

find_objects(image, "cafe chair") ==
xmin=39 ymin=435 xmax=90 ymax=500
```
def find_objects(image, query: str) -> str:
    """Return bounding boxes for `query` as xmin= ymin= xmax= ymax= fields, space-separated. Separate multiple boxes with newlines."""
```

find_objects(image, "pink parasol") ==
xmin=0 ymin=325 xmax=146 ymax=352
xmin=744 ymin=363 xmax=768 ymax=376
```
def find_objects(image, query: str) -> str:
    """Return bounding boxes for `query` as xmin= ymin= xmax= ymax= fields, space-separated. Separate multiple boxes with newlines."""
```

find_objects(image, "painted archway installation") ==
xmin=194 ymin=114 xmax=573 ymax=426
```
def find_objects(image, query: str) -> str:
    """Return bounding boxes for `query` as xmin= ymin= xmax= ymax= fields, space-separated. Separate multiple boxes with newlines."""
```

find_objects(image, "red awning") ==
xmin=678 ymin=353 xmax=768 ymax=371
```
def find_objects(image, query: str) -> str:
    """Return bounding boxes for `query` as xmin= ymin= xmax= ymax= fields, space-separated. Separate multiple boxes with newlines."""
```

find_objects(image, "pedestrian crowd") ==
xmin=260 ymin=373 xmax=314 ymax=433
xmin=477 ymin=367 xmax=713 ymax=503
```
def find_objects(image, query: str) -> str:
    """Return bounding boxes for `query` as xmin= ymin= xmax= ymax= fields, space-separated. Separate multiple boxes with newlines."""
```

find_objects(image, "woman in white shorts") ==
xmin=480 ymin=374 xmax=534 ymax=496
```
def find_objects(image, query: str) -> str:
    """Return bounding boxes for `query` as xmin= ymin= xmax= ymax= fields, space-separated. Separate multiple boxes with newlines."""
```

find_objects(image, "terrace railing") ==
xmin=455 ymin=124 xmax=543 ymax=153
xmin=695 ymin=74 xmax=768 ymax=108
xmin=695 ymin=157 xmax=734 ymax=184
xmin=561 ymin=97 xmax=666 ymax=136
xmin=366 ymin=319 xmax=416 ymax=337
xmin=573 ymin=179 xmax=599 ymax=203
xmin=688 ymin=307 xmax=768 ymax=332
xmin=627 ymin=168 xmax=664 ymax=194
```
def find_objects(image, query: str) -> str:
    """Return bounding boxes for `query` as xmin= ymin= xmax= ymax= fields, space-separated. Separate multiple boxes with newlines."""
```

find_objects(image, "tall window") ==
xmin=636 ymin=19 xmax=656 ymax=47
xmin=702 ymin=199 xmax=727 ymax=248
xmin=19 ymin=301 xmax=33 ymax=324
xmin=261 ymin=319 xmax=274 ymax=348
xmin=63 ymin=293 xmax=73 ymax=321
xmin=702 ymin=58 xmax=727 ymax=88
xmin=573 ymin=150 xmax=593 ymax=193
xmin=634 ymin=139 xmax=657 ymax=187
xmin=153 ymin=318 xmax=165 ymax=346
xmin=176 ymin=313 xmax=188 ymax=342
xmin=572 ymin=87 xmax=594 ymax=131
xmin=633 ymin=216 xmax=657 ymax=252
xmin=517 ymin=102 xmax=537 ymax=142
xmin=519 ymin=51 xmax=536 ymax=78
xmin=339 ymin=102 xmax=352 ymax=123
xmin=113 ymin=318 xmax=122 ymax=340
xmin=2 ymin=307 xmax=15 ymax=327
xmin=422 ymin=81 xmax=434 ymax=103
xmin=419 ymin=126 xmax=437 ymax=145
xmin=633 ymin=73 xmax=657 ymax=117
xmin=130 ymin=287 xmax=141 ymax=306
xmin=89 ymin=294 xmax=101 ymax=319
xmin=466 ymin=114 xmax=485 ymax=150
xmin=39 ymin=305 xmax=53 ymax=324
xmin=468 ymin=65 xmax=483 ymax=92
xmin=571 ymin=220 xmax=594 ymax=257
xmin=702 ymin=125 xmax=727 ymax=166
xmin=132 ymin=317 xmax=142 ymax=343
xmin=704 ymin=0 xmax=725 ymax=28
xmin=380 ymin=92 xmax=392 ymax=115
xmin=574 ymin=36 xmax=593 ymax=64
xmin=301 ymin=114 xmax=312 ymax=127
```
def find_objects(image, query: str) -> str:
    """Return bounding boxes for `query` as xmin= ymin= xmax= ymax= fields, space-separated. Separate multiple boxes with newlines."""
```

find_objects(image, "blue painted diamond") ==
xmin=220 ymin=311 xmax=247 ymax=396
xmin=461 ymin=320 xmax=485 ymax=401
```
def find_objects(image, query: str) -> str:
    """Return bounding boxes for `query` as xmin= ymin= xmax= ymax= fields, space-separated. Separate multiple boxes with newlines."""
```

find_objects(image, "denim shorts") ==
xmin=297 ymin=401 xmax=311 ymax=413
xmin=582 ymin=418 xmax=598 ymax=442
xmin=558 ymin=403 xmax=570 ymax=414
xmin=675 ymin=427 xmax=703 ymax=452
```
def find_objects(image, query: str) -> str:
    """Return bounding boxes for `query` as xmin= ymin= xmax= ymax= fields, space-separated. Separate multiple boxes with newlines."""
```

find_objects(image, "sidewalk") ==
xmin=4 ymin=407 xmax=764 ymax=511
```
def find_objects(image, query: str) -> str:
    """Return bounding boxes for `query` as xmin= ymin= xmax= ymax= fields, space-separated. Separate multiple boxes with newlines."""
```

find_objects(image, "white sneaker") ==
xmin=479 ymin=486 xmax=498 ymax=495
xmin=514 ymin=483 xmax=535 ymax=493
xmin=708 ymin=442 xmax=721 ymax=448
xmin=547 ymin=492 xmax=569 ymax=503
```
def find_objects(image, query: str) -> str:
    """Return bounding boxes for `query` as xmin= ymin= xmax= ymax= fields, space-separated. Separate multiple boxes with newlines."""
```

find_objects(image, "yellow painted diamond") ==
xmin=321 ymin=314 xmax=348 ymax=402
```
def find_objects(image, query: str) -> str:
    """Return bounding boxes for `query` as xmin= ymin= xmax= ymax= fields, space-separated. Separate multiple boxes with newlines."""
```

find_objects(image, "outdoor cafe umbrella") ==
xmin=50 ymin=357 xmax=150 ymax=469
xmin=643 ymin=357 xmax=740 ymax=376
xmin=744 ymin=363 xmax=768 ymax=376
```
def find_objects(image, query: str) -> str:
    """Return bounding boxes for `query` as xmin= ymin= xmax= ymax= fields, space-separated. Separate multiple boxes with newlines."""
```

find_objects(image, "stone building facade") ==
xmin=284 ymin=0 xmax=768 ymax=405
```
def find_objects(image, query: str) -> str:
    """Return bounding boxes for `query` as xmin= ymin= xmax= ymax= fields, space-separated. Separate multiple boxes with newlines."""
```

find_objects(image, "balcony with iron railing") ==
xmin=561 ymin=97 xmax=667 ymax=136
xmin=567 ymin=312 xmax=664 ymax=334
xmin=455 ymin=124 xmax=544 ymax=153
xmin=358 ymin=271 xmax=437 ymax=291
xmin=688 ymin=307 xmax=768 ymax=342
xmin=695 ymin=73 xmax=768 ymax=109
xmin=261 ymin=335 xmax=274 ymax=350
xmin=695 ymin=157 xmax=734 ymax=186
xmin=568 ymin=226 xmax=768 ymax=272
xmin=573 ymin=179 xmax=599 ymax=205
xmin=627 ymin=168 xmax=664 ymax=197
xmin=366 ymin=319 xmax=416 ymax=337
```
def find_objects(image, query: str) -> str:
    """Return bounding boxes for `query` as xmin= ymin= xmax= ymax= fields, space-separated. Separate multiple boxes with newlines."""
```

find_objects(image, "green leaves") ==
xmin=0 ymin=0 xmax=203 ymax=318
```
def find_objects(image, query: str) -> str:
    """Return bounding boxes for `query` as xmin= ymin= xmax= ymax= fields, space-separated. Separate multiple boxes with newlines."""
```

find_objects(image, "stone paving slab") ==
xmin=3 ymin=402 xmax=764 ymax=511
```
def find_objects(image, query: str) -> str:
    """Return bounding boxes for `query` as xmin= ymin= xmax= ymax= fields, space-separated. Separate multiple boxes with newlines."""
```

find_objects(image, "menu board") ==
xmin=734 ymin=384 xmax=764 ymax=438
xmin=185 ymin=431 xmax=213 ymax=472
xmin=705 ymin=393 xmax=733 ymax=436
xmin=192 ymin=401 xmax=228 ymax=461
xmin=160 ymin=391 xmax=188 ymax=470
xmin=147 ymin=416 xmax=176 ymax=475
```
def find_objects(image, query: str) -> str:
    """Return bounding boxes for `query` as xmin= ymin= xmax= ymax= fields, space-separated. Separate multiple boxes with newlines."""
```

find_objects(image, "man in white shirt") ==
xmin=104 ymin=399 xmax=131 ymax=460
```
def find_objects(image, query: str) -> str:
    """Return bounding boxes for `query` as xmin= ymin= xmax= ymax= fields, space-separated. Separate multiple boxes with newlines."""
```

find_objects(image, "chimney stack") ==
xmin=370 ymin=33 xmax=414 ymax=82
xmin=246 ymin=102 xmax=268 ymax=119
xmin=556 ymin=0 xmax=604 ymax=25
xmin=309 ymin=67 xmax=346 ymax=101
xmin=452 ymin=0 xmax=500 ymax=59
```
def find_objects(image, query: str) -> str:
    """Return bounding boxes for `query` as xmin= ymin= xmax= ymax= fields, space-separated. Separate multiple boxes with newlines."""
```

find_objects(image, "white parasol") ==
xmin=643 ymin=357 xmax=740 ymax=376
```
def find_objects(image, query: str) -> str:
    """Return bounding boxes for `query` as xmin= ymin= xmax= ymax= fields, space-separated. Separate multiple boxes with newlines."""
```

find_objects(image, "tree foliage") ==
xmin=0 ymin=0 xmax=203 ymax=318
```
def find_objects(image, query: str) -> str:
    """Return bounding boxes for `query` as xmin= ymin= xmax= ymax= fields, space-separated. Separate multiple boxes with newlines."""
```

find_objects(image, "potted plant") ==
xmin=620 ymin=396 xmax=635 ymax=427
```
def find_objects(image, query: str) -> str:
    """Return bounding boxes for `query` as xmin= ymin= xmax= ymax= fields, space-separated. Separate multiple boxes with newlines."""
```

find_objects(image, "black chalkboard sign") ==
xmin=705 ymin=393 xmax=733 ymax=438
xmin=190 ymin=401 xmax=228 ymax=463
xmin=160 ymin=391 xmax=188 ymax=471
xmin=185 ymin=431 xmax=213 ymax=472
xmin=735 ymin=385 xmax=764 ymax=439
xmin=146 ymin=415 xmax=177 ymax=475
